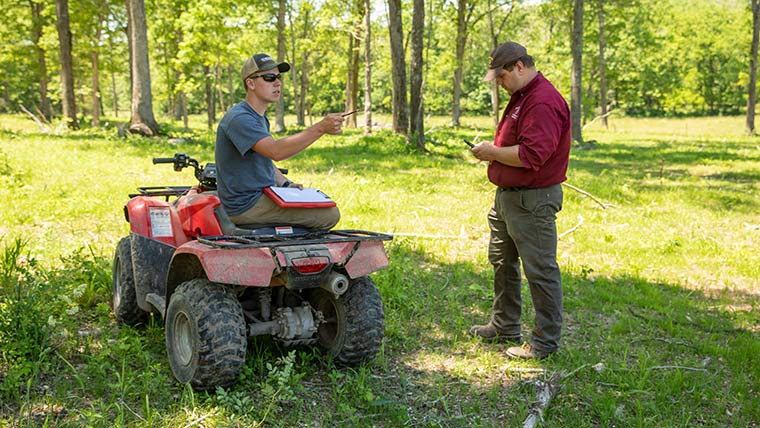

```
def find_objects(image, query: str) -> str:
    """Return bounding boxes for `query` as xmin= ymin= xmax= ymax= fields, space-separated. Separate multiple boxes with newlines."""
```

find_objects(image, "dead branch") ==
xmin=648 ymin=365 xmax=708 ymax=372
xmin=558 ymin=215 xmax=585 ymax=240
xmin=562 ymin=182 xmax=614 ymax=209
xmin=504 ymin=367 xmax=546 ymax=374
xmin=522 ymin=372 xmax=563 ymax=428
xmin=19 ymin=104 xmax=49 ymax=132
xmin=582 ymin=109 xmax=615 ymax=130
xmin=33 ymin=104 xmax=51 ymax=125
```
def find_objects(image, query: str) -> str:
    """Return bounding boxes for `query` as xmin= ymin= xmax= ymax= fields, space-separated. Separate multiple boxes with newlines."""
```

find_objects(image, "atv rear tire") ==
xmin=309 ymin=276 xmax=384 ymax=365
xmin=111 ymin=237 xmax=146 ymax=325
xmin=165 ymin=279 xmax=247 ymax=389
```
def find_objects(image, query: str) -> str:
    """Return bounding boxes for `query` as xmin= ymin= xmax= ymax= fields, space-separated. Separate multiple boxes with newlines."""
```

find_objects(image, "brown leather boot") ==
xmin=505 ymin=343 xmax=554 ymax=360
xmin=468 ymin=323 xmax=521 ymax=343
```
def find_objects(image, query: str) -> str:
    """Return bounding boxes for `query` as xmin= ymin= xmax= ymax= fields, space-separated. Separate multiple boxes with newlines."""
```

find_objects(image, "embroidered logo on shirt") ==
xmin=511 ymin=105 xmax=521 ymax=120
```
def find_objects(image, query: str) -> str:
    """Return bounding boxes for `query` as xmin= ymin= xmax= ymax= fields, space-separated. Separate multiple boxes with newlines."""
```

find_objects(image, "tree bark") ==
xmin=55 ymin=0 xmax=79 ymax=129
xmin=345 ymin=1 xmax=363 ymax=129
xmin=451 ymin=0 xmax=468 ymax=127
xmin=275 ymin=0 xmax=287 ymax=133
xmin=126 ymin=0 xmax=159 ymax=136
xmin=108 ymin=30 xmax=119 ymax=117
xmin=30 ymin=1 xmax=52 ymax=122
xmin=409 ymin=0 xmax=425 ymax=149
xmin=597 ymin=0 xmax=607 ymax=129
xmin=204 ymin=64 xmax=215 ymax=129
xmin=387 ymin=0 xmax=408 ymax=134
xmin=363 ymin=0 xmax=373 ymax=134
xmin=571 ymin=0 xmax=584 ymax=143
xmin=91 ymin=26 xmax=102 ymax=127
xmin=747 ymin=0 xmax=759 ymax=135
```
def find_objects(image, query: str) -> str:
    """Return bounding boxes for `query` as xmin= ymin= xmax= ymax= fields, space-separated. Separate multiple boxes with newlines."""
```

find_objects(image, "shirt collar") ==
xmin=513 ymin=71 xmax=545 ymax=98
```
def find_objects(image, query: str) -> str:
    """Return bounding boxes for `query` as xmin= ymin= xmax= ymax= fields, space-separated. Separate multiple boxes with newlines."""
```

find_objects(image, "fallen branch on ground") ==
xmin=559 ymin=215 xmax=585 ymax=240
xmin=562 ymin=182 xmax=614 ymax=209
xmin=523 ymin=372 xmax=564 ymax=428
xmin=582 ymin=109 xmax=615 ymax=130
xmin=19 ymin=105 xmax=49 ymax=132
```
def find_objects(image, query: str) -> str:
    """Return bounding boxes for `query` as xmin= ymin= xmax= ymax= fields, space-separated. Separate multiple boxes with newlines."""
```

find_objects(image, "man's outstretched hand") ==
xmin=316 ymin=113 xmax=346 ymax=135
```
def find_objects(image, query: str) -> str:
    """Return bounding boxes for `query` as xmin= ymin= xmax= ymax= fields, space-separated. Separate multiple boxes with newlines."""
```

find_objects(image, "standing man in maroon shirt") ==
xmin=469 ymin=41 xmax=571 ymax=360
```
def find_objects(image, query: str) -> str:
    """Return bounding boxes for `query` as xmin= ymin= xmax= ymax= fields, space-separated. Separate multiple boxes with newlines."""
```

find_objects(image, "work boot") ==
xmin=505 ymin=343 xmax=554 ymax=360
xmin=468 ymin=323 xmax=521 ymax=343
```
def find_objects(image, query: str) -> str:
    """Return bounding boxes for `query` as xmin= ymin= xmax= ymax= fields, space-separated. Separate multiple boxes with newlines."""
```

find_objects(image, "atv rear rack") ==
xmin=197 ymin=230 xmax=393 ymax=249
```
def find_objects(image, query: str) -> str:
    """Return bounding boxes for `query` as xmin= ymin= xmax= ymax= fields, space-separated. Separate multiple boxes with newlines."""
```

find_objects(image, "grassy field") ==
xmin=0 ymin=112 xmax=758 ymax=427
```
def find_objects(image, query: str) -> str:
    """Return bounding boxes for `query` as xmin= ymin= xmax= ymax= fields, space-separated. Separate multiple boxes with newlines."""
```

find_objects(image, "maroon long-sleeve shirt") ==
xmin=488 ymin=72 xmax=571 ymax=189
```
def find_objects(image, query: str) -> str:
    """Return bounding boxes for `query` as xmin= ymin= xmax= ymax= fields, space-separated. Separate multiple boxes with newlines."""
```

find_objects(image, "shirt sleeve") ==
xmin=517 ymin=103 xmax=564 ymax=171
xmin=224 ymin=112 xmax=271 ymax=157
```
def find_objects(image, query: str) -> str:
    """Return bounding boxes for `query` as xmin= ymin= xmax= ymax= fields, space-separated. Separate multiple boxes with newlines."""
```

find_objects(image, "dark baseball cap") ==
xmin=241 ymin=53 xmax=291 ymax=81
xmin=483 ymin=42 xmax=528 ymax=82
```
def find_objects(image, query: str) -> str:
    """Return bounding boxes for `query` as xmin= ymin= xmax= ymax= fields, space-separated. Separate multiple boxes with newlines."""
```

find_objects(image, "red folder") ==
xmin=263 ymin=187 xmax=337 ymax=208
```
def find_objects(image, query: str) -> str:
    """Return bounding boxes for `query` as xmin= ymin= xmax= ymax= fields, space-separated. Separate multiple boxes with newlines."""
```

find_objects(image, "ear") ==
xmin=245 ymin=77 xmax=255 ymax=91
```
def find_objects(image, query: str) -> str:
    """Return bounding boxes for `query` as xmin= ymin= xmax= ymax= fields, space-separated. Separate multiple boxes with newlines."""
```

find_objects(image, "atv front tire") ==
xmin=309 ymin=276 xmax=385 ymax=365
xmin=111 ymin=237 xmax=146 ymax=325
xmin=165 ymin=279 xmax=247 ymax=389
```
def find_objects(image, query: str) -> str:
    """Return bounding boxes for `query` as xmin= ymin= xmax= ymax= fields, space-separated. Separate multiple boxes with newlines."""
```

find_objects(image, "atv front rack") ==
xmin=197 ymin=230 xmax=393 ymax=249
xmin=129 ymin=186 xmax=192 ymax=200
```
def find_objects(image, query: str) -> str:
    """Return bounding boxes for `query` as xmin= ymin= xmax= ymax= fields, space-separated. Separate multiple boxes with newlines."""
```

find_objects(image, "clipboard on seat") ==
xmin=263 ymin=186 xmax=337 ymax=208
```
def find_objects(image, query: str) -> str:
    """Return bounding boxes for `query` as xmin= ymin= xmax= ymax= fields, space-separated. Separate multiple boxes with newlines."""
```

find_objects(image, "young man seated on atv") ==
xmin=215 ymin=53 xmax=345 ymax=230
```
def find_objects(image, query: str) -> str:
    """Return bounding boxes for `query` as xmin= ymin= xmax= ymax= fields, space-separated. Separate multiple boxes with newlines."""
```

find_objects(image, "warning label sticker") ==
xmin=149 ymin=207 xmax=173 ymax=237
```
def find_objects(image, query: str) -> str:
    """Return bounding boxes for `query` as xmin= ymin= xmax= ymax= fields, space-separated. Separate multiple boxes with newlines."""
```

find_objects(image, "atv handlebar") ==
xmin=153 ymin=157 xmax=176 ymax=164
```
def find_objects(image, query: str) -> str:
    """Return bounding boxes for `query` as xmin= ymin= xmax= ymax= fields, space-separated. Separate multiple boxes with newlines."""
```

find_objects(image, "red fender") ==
xmin=343 ymin=240 xmax=389 ymax=278
xmin=172 ymin=241 xmax=277 ymax=286
xmin=175 ymin=191 xmax=224 ymax=238
xmin=126 ymin=197 xmax=189 ymax=247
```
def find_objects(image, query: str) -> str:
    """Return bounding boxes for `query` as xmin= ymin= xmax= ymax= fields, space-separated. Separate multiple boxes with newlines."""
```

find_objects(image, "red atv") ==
xmin=111 ymin=153 xmax=392 ymax=389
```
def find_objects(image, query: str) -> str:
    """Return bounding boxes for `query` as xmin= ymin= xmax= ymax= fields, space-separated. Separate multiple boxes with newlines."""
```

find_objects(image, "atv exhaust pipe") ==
xmin=322 ymin=272 xmax=349 ymax=297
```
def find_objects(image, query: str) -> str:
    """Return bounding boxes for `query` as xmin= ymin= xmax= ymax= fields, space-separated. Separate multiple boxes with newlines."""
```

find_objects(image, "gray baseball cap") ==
xmin=241 ymin=53 xmax=290 ymax=81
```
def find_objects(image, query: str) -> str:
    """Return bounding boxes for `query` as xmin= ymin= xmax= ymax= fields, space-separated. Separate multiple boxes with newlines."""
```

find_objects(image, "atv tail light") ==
xmin=291 ymin=257 xmax=329 ymax=274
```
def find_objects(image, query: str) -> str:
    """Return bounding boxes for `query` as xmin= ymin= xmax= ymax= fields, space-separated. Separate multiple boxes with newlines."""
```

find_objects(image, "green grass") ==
xmin=0 ymin=113 xmax=758 ymax=427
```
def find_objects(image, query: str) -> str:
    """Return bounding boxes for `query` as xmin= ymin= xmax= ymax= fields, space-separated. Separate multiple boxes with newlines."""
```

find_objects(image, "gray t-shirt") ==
xmin=215 ymin=102 xmax=276 ymax=216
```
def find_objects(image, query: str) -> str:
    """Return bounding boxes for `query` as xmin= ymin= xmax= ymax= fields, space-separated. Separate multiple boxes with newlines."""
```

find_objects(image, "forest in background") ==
xmin=1 ymin=0 xmax=758 ymax=136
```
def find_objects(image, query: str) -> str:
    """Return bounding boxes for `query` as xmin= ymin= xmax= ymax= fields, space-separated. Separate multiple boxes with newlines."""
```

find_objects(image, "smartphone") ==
xmin=464 ymin=139 xmax=474 ymax=148
xmin=341 ymin=110 xmax=358 ymax=117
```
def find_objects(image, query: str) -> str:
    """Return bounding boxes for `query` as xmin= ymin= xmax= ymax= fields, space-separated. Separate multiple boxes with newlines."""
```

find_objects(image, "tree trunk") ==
xmin=204 ymin=65 xmax=215 ymax=129
xmin=409 ymin=0 xmax=425 ymax=149
xmin=571 ymin=0 xmax=584 ymax=144
xmin=345 ymin=3 xmax=362 ymax=129
xmin=597 ymin=0 xmax=607 ymax=129
xmin=300 ymin=51 xmax=310 ymax=126
xmin=126 ymin=0 xmax=159 ymax=136
xmin=91 ymin=26 xmax=102 ymax=127
xmin=451 ymin=0 xmax=467 ymax=127
xmin=747 ymin=0 xmax=759 ymax=135
xmin=363 ymin=0 xmax=373 ymax=134
xmin=216 ymin=63 xmax=226 ymax=114
xmin=109 ymin=31 xmax=119 ymax=117
xmin=181 ymin=91 xmax=188 ymax=129
xmin=30 ymin=1 xmax=52 ymax=121
xmin=55 ymin=0 xmax=79 ymax=129
xmin=275 ymin=0 xmax=287 ymax=133
xmin=387 ymin=0 xmax=408 ymax=134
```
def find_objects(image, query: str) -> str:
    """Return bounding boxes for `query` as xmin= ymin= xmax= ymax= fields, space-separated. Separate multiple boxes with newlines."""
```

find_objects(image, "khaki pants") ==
xmin=229 ymin=193 xmax=341 ymax=230
xmin=487 ymin=184 xmax=564 ymax=353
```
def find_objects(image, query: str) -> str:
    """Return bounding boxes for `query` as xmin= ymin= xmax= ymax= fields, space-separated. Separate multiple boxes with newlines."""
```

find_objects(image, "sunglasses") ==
xmin=253 ymin=73 xmax=282 ymax=82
